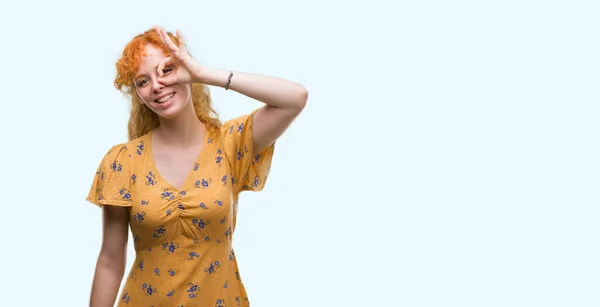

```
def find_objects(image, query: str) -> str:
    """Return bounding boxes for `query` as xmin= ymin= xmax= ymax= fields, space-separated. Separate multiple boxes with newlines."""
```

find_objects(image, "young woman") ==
xmin=86 ymin=26 xmax=307 ymax=307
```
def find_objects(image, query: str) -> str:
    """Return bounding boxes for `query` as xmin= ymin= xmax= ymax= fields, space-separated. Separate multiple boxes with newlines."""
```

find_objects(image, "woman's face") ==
xmin=133 ymin=44 xmax=191 ymax=119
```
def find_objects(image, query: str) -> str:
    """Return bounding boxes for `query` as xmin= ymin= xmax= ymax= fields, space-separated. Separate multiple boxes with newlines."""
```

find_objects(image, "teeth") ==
xmin=156 ymin=93 xmax=174 ymax=103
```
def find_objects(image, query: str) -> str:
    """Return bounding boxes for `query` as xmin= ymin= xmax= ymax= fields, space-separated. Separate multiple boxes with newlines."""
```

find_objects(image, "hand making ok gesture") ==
xmin=154 ymin=26 xmax=202 ymax=85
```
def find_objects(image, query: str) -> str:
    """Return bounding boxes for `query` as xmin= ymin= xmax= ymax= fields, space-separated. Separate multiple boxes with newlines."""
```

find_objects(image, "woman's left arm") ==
xmin=196 ymin=67 xmax=308 ymax=154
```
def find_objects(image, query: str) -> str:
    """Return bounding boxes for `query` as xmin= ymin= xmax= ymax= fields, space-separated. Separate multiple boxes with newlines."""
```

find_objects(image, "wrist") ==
xmin=193 ymin=66 xmax=231 ymax=87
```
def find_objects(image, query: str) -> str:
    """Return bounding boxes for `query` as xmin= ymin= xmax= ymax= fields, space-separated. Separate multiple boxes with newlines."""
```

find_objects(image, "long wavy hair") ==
xmin=114 ymin=28 xmax=221 ymax=141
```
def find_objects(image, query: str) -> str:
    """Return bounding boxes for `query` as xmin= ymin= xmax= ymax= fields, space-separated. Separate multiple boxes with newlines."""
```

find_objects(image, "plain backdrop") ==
xmin=0 ymin=0 xmax=598 ymax=306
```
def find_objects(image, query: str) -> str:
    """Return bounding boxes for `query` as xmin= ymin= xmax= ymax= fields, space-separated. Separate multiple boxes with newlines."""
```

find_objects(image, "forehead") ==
xmin=136 ymin=44 xmax=167 ymax=75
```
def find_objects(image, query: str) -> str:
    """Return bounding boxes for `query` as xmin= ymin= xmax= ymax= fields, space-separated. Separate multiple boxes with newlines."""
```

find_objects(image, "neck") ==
xmin=155 ymin=103 xmax=205 ymax=148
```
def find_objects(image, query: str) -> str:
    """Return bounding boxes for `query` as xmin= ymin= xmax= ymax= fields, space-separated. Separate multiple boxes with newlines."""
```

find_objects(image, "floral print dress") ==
xmin=86 ymin=110 xmax=275 ymax=306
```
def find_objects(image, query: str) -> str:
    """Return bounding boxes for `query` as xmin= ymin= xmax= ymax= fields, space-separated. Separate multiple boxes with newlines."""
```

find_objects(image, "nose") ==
xmin=151 ymin=78 xmax=164 ymax=93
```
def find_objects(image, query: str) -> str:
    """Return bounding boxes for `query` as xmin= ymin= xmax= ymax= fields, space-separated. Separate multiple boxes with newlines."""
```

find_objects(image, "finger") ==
xmin=157 ymin=57 xmax=174 ymax=77
xmin=161 ymin=27 xmax=179 ymax=52
xmin=155 ymin=26 xmax=176 ymax=53
xmin=158 ymin=73 xmax=177 ymax=86
xmin=175 ymin=29 xmax=189 ymax=53
xmin=176 ymin=29 xmax=185 ymax=45
xmin=154 ymin=26 xmax=166 ymax=46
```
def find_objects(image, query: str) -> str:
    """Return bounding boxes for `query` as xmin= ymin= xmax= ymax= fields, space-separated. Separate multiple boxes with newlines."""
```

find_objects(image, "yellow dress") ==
xmin=86 ymin=110 xmax=274 ymax=306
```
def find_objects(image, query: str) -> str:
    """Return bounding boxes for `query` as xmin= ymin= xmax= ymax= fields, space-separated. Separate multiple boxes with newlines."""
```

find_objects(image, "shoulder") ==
xmin=219 ymin=110 xmax=259 ymax=138
xmin=100 ymin=133 xmax=149 ymax=164
xmin=123 ymin=133 xmax=150 ymax=158
xmin=220 ymin=114 xmax=250 ymax=134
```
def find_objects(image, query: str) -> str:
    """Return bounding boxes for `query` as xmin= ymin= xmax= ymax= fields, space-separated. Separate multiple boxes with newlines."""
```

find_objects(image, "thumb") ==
xmin=158 ymin=73 xmax=178 ymax=86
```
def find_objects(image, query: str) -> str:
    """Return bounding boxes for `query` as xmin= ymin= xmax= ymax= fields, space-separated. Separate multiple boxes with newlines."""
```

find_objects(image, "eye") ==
xmin=136 ymin=78 xmax=148 ymax=87
xmin=163 ymin=67 xmax=174 ymax=75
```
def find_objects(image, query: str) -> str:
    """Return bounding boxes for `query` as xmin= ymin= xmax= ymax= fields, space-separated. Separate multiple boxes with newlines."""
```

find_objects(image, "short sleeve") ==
xmin=221 ymin=109 xmax=275 ymax=195
xmin=86 ymin=143 xmax=133 ymax=207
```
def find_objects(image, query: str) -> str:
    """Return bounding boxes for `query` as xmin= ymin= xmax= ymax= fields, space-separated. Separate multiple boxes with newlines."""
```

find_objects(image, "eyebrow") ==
xmin=134 ymin=71 xmax=146 ymax=79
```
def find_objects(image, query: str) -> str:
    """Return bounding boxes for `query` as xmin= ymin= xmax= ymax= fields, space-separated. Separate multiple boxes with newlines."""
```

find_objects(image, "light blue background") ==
xmin=0 ymin=0 xmax=598 ymax=306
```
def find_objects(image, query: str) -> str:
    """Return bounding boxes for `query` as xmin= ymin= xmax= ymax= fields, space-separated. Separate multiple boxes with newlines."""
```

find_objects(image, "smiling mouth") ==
xmin=155 ymin=93 xmax=175 ymax=104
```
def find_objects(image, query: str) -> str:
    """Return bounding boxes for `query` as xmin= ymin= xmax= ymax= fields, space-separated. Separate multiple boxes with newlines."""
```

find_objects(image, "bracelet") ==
xmin=225 ymin=71 xmax=233 ymax=90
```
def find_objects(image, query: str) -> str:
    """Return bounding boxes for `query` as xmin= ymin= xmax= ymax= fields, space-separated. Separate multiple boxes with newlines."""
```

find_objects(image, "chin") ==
xmin=153 ymin=104 xmax=185 ymax=119
xmin=155 ymin=109 xmax=181 ymax=119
